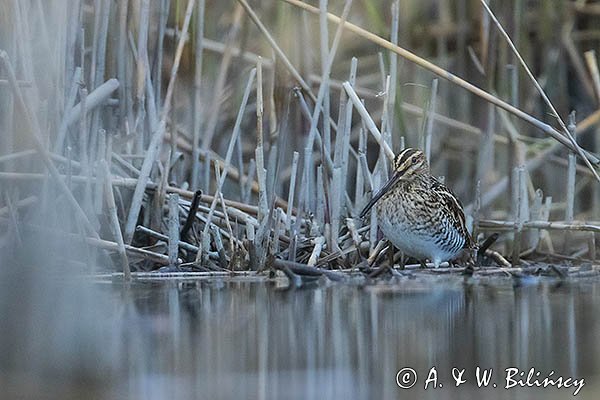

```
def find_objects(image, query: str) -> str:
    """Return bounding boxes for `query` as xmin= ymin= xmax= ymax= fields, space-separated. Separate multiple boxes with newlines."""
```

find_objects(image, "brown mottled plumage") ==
xmin=361 ymin=148 xmax=475 ymax=268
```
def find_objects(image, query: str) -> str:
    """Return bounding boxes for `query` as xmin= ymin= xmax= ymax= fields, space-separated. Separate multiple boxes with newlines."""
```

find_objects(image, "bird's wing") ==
xmin=431 ymin=178 xmax=474 ymax=248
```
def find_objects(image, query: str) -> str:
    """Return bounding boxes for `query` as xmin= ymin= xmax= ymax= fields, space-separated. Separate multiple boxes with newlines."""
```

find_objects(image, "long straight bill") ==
xmin=360 ymin=171 xmax=401 ymax=218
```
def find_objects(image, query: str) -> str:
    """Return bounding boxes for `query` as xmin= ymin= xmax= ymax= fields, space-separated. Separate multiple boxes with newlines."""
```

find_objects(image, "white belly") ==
xmin=378 ymin=217 xmax=461 ymax=266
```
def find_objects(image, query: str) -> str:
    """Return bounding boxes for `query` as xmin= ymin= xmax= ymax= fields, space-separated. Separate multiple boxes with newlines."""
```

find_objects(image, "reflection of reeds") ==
xmin=1 ymin=0 xmax=600 ymax=280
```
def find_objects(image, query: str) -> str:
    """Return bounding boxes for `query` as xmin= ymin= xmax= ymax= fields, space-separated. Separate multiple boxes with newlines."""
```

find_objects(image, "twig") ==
xmin=272 ymin=258 xmax=345 ymax=282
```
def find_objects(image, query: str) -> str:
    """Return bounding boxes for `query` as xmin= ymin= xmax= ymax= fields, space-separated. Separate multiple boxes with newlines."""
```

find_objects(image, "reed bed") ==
xmin=1 ymin=0 xmax=600 ymax=282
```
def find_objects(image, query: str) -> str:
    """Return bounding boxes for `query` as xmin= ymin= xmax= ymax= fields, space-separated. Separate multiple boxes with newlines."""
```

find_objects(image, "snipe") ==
xmin=361 ymin=148 xmax=475 ymax=268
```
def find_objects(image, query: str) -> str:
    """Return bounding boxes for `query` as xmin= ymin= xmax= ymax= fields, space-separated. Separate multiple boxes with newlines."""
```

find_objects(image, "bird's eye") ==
xmin=412 ymin=158 xmax=418 ymax=165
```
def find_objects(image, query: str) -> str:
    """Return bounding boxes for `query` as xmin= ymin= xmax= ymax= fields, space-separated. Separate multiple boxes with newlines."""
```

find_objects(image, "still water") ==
xmin=2 ymin=273 xmax=600 ymax=399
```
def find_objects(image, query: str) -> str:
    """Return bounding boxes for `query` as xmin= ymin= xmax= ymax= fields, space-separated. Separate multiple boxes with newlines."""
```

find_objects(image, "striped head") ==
xmin=392 ymin=148 xmax=429 ymax=180
xmin=360 ymin=148 xmax=429 ymax=218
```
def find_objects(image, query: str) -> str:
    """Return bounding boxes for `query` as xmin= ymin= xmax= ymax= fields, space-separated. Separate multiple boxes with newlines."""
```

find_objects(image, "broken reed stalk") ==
xmin=307 ymin=236 xmax=326 ymax=266
xmin=286 ymin=151 xmax=299 ymax=230
xmin=423 ymin=78 xmax=439 ymax=161
xmin=168 ymin=193 xmax=180 ymax=267
xmin=255 ymin=58 xmax=268 ymax=221
xmin=584 ymin=50 xmax=600 ymax=103
xmin=343 ymin=82 xmax=395 ymax=162
xmin=62 ymin=78 xmax=120 ymax=138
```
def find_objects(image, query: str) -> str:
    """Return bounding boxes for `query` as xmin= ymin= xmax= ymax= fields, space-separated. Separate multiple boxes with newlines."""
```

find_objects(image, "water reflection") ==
xmin=2 ymin=274 xmax=600 ymax=399
xmin=111 ymin=277 xmax=600 ymax=399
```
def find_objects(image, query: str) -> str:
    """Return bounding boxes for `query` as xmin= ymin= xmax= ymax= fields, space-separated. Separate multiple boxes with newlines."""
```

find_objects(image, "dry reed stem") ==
xmin=479 ymin=220 xmax=600 ymax=233
xmin=101 ymin=160 xmax=130 ymax=280
xmin=584 ymin=50 xmax=600 ymax=104
xmin=343 ymin=82 xmax=395 ymax=161
xmin=168 ymin=193 xmax=180 ymax=267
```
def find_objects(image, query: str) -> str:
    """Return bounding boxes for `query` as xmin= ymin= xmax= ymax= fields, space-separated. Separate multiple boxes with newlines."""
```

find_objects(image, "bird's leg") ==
xmin=394 ymin=251 xmax=405 ymax=270
xmin=419 ymin=260 xmax=428 ymax=269
xmin=387 ymin=245 xmax=395 ymax=268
